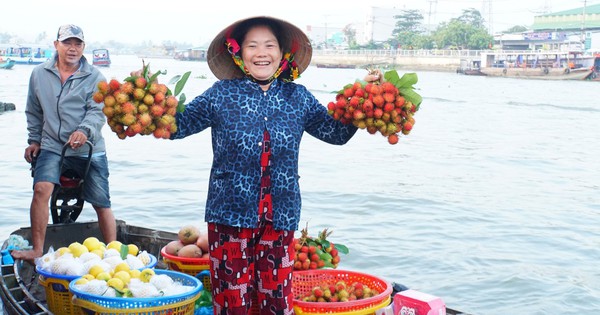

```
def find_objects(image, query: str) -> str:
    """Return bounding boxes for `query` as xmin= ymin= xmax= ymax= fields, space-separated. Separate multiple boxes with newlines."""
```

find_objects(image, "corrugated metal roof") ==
xmin=539 ymin=3 xmax=600 ymax=16
xmin=532 ymin=20 xmax=600 ymax=30
xmin=532 ymin=4 xmax=600 ymax=30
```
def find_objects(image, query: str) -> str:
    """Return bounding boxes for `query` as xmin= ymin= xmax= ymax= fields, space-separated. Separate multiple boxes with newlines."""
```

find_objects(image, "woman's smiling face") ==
xmin=241 ymin=25 xmax=282 ymax=83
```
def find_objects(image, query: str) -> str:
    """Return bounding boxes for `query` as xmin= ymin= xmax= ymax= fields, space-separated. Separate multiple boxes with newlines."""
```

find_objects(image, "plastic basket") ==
xmin=160 ymin=246 xmax=211 ymax=291
xmin=70 ymin=269 xmax=203 ymax=315
xmin=38 ymin=272 xmax=82 ymax=315
xmin=36 ymin=254 xmax=157 ymax=315
xmin=292 ymin=269 xmax=393 ymax=315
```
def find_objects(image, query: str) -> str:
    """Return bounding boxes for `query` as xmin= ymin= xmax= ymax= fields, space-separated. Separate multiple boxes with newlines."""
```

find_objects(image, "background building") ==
xmin=492 ymin=3 xmax=600 ymax=52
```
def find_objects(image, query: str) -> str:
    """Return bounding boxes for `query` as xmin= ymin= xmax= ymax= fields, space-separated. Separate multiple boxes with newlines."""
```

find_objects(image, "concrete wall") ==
xmin=310 ymin=49 xmax=470 ymax=71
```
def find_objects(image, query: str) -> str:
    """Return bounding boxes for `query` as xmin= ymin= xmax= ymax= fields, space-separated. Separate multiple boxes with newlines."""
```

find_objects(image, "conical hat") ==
xmin=207 ymin=16 xmax=312 ymax=80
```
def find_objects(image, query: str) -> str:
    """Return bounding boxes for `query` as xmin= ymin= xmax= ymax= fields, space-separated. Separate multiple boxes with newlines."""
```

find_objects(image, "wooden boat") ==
xmin=0 ymin=58 xmax=16 ymax=70
xmin=92 ymin=49 xmax=111 ymax=67
xmin=1 ymin=220 xmax=469 ymax=314
xmin=479 ymin=50 xmax=595 ymax=80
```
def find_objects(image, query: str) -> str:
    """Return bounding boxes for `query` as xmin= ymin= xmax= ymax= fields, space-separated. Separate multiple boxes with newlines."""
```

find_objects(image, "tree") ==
xmin=456 ymin=8 xmax=486 ymax=29
xmin=503 ymin=25 xmax=528 ymax=33
xmin=342 ymin=24 xmax=358 ymax=49
xmin=391 ymin=9 xmax=425 ymax=49
xmin=431 ymin=8 xmax=493 ymax=50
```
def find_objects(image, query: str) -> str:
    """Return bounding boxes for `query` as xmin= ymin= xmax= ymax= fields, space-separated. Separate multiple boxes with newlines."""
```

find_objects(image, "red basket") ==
xmin=293 ymin=269 xmax=392 ymax=315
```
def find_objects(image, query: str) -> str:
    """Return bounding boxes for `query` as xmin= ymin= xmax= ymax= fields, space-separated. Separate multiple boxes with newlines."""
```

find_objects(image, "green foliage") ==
xmin=119 ymin=244 xmax=129 ymax=260
xmin=384 ymin=70 xmax=422 ymax=107
xmin=390 ymin=7 xmax=492 ymax=50
xmin=503 ymin=25 xmax=528 ymax=33
xmin=390 ymin=9 xmax=426 ymax=49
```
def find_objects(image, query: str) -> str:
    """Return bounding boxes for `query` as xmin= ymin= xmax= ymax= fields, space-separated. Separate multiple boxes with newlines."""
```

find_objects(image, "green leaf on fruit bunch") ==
xmin=119 ymin=244 xmax=129 ymax=260
xmin=333 ymin=243 xmax=349 ymax=255
xmin=323 ymin=261 xmax=335 ymax=268
xmin=320 ymin=252 xmax=333 ymax=262
xmin=169 ymin=71 xmax=192 ymax=97
xmin=149 ymin=70 xmax=165 ymax=86
xmin=398 ymin=88 xmax=423 ymax=108
xmin=177 ymin=93 xmax=187 ymax=113
xmin=334 ymin=82 xmax=359 ymax=94
xmin=384 ymin=70 xmax=422 ymax=107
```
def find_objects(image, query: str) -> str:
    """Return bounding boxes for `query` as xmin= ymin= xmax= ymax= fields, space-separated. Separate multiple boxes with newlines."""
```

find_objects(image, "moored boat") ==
xmin=0 ymin=58 xmax=16 ymax=70
xmin=479 ymin=50 xmax=595 ymax=80
xmin=0 ymin=44 xmax=52 ymax=65
xmin=316 ymin=63 xmax=357 ymax=69
xmin=1 ymin=220 xmax=470 ymax=314
xmin=92 ymin=49 xmax=111 ymax=67
xmin=456 ymin=59 xmax=486 ymax=76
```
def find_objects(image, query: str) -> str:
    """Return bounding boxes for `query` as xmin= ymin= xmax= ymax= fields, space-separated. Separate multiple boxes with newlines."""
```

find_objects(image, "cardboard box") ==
xmin=393 ymin=289 xmax=446 ymax=315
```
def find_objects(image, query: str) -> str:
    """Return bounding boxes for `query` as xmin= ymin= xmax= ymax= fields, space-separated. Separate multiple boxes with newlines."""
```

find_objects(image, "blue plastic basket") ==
xmin=69 ymin=269 xmax=203 ymax=314
xmin=36 ymin=254 xmax=157 ymax=315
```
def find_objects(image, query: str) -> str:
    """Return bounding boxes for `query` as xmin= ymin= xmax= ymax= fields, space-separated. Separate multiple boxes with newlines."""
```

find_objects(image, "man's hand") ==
xmin=68 ymin=130 xmax=88 ymax=149
xmin=24 ymin=143 xmax=40 ymax=163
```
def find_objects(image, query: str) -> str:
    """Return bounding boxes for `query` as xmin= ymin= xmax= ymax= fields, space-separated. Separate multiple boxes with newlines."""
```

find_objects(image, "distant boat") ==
xmin=316 ymin=63 xmax=356 ymax=69
xmin=456 ymin=59 xmax=486 ymax=76
xmin=0 ymin=44 xmax=52 ymax=65
xmin=479 ymin=50 xmax=595 ymax=80
xmin=0 ymin=58 xmax=16 ymax=70
xmin=92 ymin=48 xmax=111 ymax=67
xmin=174 ymin=47 xmax=207 ymax=61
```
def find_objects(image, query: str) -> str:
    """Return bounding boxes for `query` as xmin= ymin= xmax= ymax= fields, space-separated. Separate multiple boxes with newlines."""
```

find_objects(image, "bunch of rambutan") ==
xmin=92 ymin=62 xmax=190 ymax=140
xmin=327 ymin=70 xmax=422 ymax=145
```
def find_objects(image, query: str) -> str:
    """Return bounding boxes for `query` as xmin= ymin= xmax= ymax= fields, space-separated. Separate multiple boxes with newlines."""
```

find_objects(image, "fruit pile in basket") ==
xmin=326 ymin=69 xmax=422 ymax=145
xmin=296 ymin=279 xmax=380 ymax=302
xmin=163 ymin=225 xmax=209 ymax=258
xmin=293 ymin=225 xmax=348 ymax=270
xmin=71 ymin=264 xmax=196 ymax=298
xmin=92 ymin=61 xmax=190 ymax=139
xmin=36 ymin=237 xmax=153 ymax=277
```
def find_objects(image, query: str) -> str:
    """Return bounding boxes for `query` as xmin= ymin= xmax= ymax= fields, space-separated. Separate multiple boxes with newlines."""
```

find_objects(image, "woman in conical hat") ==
xmin=170 ymin=16 xmax=381 ymax=313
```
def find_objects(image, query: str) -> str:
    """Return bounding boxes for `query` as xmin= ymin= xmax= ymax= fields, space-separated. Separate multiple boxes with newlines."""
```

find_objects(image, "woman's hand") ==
xmin=364 ymin=69 xmax=383 ymax=84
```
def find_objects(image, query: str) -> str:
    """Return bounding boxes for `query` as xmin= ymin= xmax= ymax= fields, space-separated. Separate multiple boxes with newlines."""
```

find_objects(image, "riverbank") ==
xmin=311 ymin=49 xmax=480 ymax=72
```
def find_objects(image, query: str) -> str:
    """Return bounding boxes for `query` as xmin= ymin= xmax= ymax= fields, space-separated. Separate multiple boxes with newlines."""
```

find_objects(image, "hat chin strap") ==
xmin=251 ymin=76 xmax=276 ymax=86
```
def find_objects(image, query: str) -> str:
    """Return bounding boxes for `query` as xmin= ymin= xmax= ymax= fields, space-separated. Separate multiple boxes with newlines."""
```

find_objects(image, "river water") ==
xmin=1 ymin=55 xmax=598 ymax=315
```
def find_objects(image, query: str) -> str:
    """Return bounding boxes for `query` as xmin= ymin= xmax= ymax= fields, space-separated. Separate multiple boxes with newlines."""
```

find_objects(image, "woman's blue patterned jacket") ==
xmin=171 ymin=78 xmax=357 ymax=231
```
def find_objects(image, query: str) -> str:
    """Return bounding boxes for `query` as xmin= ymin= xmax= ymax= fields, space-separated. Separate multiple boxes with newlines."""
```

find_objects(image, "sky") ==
xmin=1 ymin=0 xmax=595 ymax=46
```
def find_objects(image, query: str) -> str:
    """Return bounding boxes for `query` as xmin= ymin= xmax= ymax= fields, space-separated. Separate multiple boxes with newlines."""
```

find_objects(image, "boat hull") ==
xmin=1 ymin=220 xmax=469 ymax=315
xmin=92 ymin=49 xmax=111 ymax=67
xmin=0 ymin=59 xmax=16 ymax=70
xmin=480 ymin=67 xmax=592 ymax=80
xmin=0 ymin=220 xmax=176 ymax=315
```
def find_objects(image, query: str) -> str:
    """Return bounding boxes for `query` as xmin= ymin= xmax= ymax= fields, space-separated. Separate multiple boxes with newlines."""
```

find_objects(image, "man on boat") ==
xmin=11 ymin=24 xmax=117 ymax=262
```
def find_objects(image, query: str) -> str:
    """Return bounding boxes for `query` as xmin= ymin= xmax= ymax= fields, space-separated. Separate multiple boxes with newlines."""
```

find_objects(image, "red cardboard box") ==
xmin=393 ymin=289 xmax=446 ymax=315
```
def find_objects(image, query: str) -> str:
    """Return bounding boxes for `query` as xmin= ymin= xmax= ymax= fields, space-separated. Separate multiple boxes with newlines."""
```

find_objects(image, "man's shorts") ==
xmin=33 ymin=149 xmax=111 ymax=208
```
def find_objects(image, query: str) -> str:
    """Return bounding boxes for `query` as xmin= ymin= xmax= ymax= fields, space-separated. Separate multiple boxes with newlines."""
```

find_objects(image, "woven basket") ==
xmin=293 ymin=269 xmax=392 ymax=315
